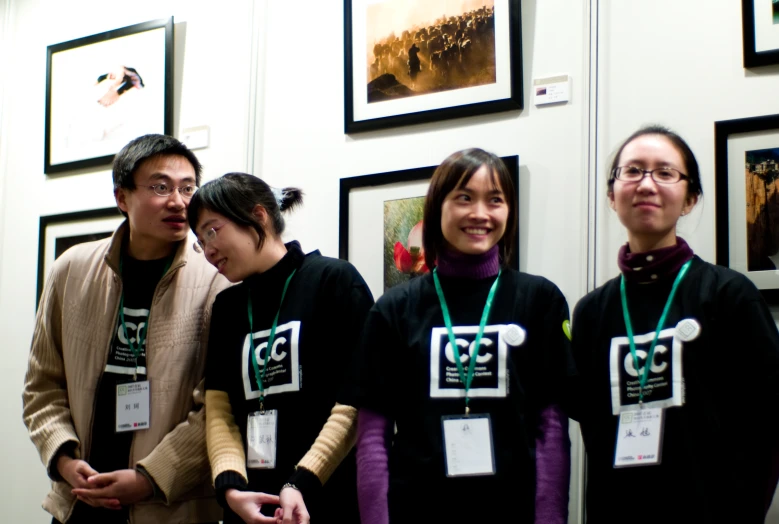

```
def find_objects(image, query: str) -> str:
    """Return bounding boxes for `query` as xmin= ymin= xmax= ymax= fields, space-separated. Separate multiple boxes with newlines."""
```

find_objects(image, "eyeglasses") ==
xmin=147 ymin=183 xmax=197 ymax=198
xmin=613 ymin=166 xmax=689 ymax=185
xmin=193 ymin=227 xmax=218 ymax=253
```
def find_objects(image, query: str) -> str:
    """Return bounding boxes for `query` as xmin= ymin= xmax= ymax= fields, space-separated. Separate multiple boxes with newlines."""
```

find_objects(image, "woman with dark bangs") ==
xmin=351 ymin=148 xmax=575 ymax=523
xmin=188 ymin=173 xmax=374 ymax=524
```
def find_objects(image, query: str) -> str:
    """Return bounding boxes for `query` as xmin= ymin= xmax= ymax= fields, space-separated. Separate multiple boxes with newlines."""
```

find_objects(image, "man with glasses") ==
xmin=23 ymin=134 xmax=229 ymax=524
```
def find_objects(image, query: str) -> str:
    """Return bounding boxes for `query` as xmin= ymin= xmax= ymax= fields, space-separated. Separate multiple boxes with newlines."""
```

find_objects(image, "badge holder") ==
xmin=441 ymin=413 xmax=496 ymax=477
xmin=115 ymin=380 xmax=151 ymax=433
xmin=613 ymin=407 xmax=665 ymax=468
xmin=247 ymin=409 xmax=278 ymax=469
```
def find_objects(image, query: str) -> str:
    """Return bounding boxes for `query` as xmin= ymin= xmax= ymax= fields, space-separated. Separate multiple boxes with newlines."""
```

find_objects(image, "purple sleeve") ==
xmin=534 ymin=404 xmax=570 ymax=524
xmin=356 ymin=408 xmax=391 ymax=524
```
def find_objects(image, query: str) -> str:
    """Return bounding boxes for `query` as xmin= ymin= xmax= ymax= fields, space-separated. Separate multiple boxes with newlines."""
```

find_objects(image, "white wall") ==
xmin=594 ymin=0 xmax=779 ymax=281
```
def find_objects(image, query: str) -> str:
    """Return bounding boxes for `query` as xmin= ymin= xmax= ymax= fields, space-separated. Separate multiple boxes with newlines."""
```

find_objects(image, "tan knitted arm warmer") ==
xmin=205 ymin=389 xmax=247 ymax=484
xmin=296 ymin=402 xmax=358 ymax=484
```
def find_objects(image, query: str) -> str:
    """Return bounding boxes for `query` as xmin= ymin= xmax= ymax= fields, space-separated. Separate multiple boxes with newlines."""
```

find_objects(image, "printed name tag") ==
xmin=115 ymin=381 xmax=151 ymax=433
xmin=614 ymin=407 xmax=664 ymax=468
xmin=247 ymin=410 xmax=278 ymax=469
xmin=442 ymin=414 xmax=496 ymax=477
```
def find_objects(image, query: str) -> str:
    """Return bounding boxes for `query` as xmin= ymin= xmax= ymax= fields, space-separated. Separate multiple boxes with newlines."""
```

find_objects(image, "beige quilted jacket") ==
xmin=22 ymin=221 xmax=230 ymax=523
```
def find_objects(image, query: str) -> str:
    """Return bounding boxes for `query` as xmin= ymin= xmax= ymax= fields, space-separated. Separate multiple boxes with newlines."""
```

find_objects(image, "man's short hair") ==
xmin=112 ymin=134 xmax=202 ymax=191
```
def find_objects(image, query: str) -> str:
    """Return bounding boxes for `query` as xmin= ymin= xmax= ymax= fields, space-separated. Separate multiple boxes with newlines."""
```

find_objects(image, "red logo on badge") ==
xmin=134 ymin=423 xmax=138 ymax=427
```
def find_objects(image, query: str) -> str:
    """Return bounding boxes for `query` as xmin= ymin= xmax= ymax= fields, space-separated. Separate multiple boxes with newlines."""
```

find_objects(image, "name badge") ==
xmin=247 ymin=410 xmax=278 ymax=469
xmin=441 ymin=414 xmax=496 ymax=477
xmin=614 ymin=407 xmax=664 ymax=468
xmin=115 ymin=381 xmax=151 ymax=433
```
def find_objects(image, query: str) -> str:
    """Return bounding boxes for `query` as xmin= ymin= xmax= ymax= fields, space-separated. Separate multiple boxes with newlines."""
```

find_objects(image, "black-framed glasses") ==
xmin=147 ymin=183 xmax=197 ymax=198
xmin=613 ymin=166 xmax=689 ymax=185
xmin=193 ymin=227 xmax=218 ymax=253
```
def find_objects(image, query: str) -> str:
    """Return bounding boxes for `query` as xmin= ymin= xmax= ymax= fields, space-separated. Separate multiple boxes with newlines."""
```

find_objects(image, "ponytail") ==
xmin=277 ymin=187 xmax=304 ymax=212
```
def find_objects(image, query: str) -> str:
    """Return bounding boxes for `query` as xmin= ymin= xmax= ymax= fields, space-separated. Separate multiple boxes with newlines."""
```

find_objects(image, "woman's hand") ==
xmin=225 ymin=488 xmax=281 ymax=524
xmin=278 ymin=486 xmax=311 ymax=524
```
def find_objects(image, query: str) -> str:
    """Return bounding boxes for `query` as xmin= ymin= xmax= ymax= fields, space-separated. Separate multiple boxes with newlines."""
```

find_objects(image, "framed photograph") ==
xmin=45 ymin=17 xmax=174 ymax=174
xmin=741 ymin=0 xmax=779 ymax=67
xmin=715 ymin=113 xmax=779 ymax=301
xmin=37 ymin=207 xmax=124 ymax=305
xmin=339 ymin=155 xmax=519 ymax=299
xmin=344 ymin=0 xmax=522 ymax=133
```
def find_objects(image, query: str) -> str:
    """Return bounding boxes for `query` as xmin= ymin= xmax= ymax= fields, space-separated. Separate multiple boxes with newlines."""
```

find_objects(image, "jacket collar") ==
xmin=105 ymin=220 xmax=189 ymax=279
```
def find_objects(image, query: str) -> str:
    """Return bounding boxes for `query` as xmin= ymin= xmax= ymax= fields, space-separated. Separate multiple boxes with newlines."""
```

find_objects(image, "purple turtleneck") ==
xmin=356 ymin=245 xmax=570 ymax=524
xmin=435 ymin=244 xmax=500 ymax=279
xmin=618 ymin=237 xmax=694 ymax=283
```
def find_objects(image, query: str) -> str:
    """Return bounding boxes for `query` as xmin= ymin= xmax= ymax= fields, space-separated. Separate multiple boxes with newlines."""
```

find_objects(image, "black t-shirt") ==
xmin=207 ymin=242 xmax=374 ymax=524
xmin=570 ymin=256 xmax=779 ymax=523
xmin=75 ymin=255 xmax=167 ymax=522
xmin=350 ymin=269 xmax=574 ymax=523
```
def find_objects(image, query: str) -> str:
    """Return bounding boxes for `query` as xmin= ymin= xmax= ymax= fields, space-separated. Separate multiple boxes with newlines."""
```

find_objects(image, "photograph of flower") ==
xmin=384 ymin=196 xmax=428 ymax=291
xmin=340 ymin=155 xmax=518 ymax=299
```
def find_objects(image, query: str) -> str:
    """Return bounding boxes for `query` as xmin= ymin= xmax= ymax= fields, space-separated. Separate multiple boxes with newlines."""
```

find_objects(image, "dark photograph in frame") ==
xmin=741 ymin=0 xmax=779 ymax=67
xmin=37 ymin=207 xmax=124 ymax=305
xmin=715 ymin=113 xmax=779 ymax=302
xmin=344 ymin=0 xmax=522 ymax=133
xmin=45 ymin=17 xmax=174 ymax=174
xmin=339 ymin=155 xmax=519 ymax=299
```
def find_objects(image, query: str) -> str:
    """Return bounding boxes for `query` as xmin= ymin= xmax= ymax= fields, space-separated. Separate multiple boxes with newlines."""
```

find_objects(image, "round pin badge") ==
xmin=675 ymin=318 xmax=701 ymax=342
xmin=502 ymin=324 xmax=526 ymax=347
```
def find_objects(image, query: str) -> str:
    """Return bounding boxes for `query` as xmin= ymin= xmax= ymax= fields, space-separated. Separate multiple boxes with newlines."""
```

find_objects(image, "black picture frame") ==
xmin=37 ymin=207 xmax=124 ymax=305
xmin=44 ymin=17 xmax=174 ymax=174
xmin=344 ymin=0 xmax=523 ymax=133
xmin=339 ymin=155 xmax=519 ymax=298
xmin=741 ymin=0 xmax=779 ymax=67
xmin=715 ymin=113 xmax=779 ymax=302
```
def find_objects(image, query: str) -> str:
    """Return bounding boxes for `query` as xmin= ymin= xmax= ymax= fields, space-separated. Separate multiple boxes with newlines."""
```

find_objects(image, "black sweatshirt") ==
xmin=349 ymin=269 xmax=575 ymax=522
xmin=206 ymin=242 xmax=373 ymax=524
xmin=570 ymin=256 xmax=779 ymax=523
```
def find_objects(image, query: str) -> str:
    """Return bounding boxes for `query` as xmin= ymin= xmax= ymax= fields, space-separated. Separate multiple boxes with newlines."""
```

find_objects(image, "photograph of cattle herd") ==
xmin=366 ymin=0 xmax=497 ymax=103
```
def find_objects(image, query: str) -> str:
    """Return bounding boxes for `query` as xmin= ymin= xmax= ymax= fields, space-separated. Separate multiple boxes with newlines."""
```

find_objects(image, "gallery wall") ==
xmin=0 ymin=0 xmax=590 ymax=522
xmin=3 ymin=0 xmax=778 ymax=522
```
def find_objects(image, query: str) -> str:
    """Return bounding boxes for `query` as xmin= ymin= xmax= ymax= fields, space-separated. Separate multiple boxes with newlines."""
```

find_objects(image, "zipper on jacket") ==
xmin=83 ymin=277 xmax=122 ymax=460
xmin=125 ymin=261 xmax=180 ymax=491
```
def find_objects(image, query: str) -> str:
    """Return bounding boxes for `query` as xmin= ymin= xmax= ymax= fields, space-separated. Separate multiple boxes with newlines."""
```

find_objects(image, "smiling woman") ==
xmin=568 ymin=125 xmax=779 ymax=523
xmin=350 ymin=148 xmax=575 ymax=524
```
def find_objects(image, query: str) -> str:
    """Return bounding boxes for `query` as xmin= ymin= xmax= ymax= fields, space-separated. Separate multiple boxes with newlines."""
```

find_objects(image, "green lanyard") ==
xmin=620 ymin=259 xmax=692 ymax=404
xmin=118 ymin=256 xmax=172 ymax=381
xmin=248 ymin=269 xmax=297 ymax=412
xmin=432 ymin=267 xmax=501 ymax=414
